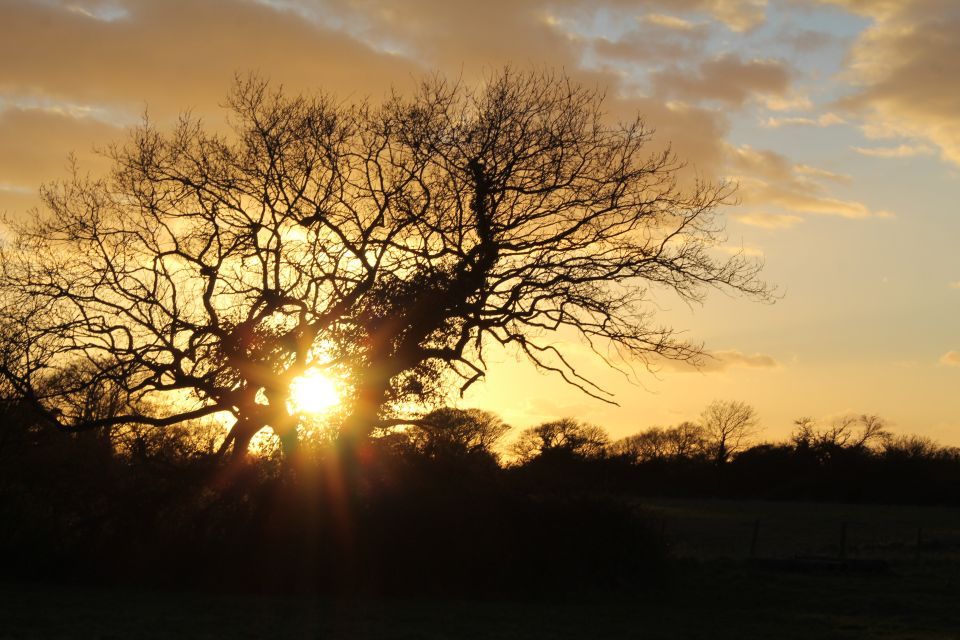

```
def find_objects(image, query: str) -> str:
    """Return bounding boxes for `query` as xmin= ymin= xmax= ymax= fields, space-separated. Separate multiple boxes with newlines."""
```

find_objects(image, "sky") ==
xmin=1 ymin=0 xmax=958 ymax=444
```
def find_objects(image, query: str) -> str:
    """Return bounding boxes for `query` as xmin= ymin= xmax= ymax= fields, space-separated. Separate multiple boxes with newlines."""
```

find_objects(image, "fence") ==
xmin=639 ymin=497 xmax=960 ymax=561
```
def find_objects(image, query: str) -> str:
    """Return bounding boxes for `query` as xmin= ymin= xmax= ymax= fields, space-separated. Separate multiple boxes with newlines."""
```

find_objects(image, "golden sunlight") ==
xmin=289 ymin=368 xmax=342 ymax=415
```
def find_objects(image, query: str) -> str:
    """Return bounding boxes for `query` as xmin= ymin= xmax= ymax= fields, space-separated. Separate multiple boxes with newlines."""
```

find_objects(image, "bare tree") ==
xmin=880 ymin=433 xmax=957 ymax=462
xmin=609 ymin=421 xmax=706 ymax=462
xmin=608 ymin=428 xmax=671 ymax=462
xmin=699 ymin=400 xmax=759 ymax=465
xmin=791 ymin=414 xmax=890 ymax=455
xmin=511 ymin=418 xmax=609 ymax=463
xmin=0 ymin=69 xmax=769 ymax=458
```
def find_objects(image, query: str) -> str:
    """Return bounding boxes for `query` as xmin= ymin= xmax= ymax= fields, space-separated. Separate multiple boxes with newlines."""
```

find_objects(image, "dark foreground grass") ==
xmin=4 ymin=497 xmax=958 ymax=639
xmin=638 ymin=497 xmax=960 ymax=560
xmin=2 ymin=556 xmax=958 ymax=639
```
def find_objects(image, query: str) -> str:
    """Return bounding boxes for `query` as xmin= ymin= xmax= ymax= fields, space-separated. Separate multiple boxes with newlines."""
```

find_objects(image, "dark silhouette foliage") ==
xmin=0 ymin=395 xmax=667 ymax=596
xmin=511 ymin=418 xmax=609 ymax=463
xmin=2 ymin=390 xmax=959 ymax=599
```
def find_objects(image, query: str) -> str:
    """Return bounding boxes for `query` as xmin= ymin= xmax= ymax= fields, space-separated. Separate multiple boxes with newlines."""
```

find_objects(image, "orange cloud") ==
xmin=794 ymin=165 xmax=852 ymax=183
xmin=939 ymin=351 xmax=960 ymax=367
xmin=652 ymin=54 xmax=791 ymax=106
xmin=0 ymin=108 xmax=119 ymax=186
xmin=852 ymin=143 xmax=935 ymax=158
xmin=733 ymin=212 xmax=804 ymax=229
xmin=658 ymin=349 xmax=781 ymax=373
xmin=0 ymin=0 xmax=417 ymax=116
xmin=763 ymin=113 xmax=845 ymax=128
xmin=727 ymin=144 xmax=889 ymax=220
xmin=644 ymin=13 xmax=698 ymax=30
xmin=824 ymin=0 xmax=960 ymax=166
xmin=0 ymin=0 xmax=770 ymax=200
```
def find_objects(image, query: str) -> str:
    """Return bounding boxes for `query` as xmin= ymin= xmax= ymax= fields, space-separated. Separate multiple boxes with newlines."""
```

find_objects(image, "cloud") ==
xmin=754 ymin=188 xmax=877 ymax=219
xmin=0 ymin=0 xmax=417 ymax=117
xmin=696 ymin=0 xmax=768 ymax=31
xmin=0 ymin=0 xmax=766 ymax=201
xmin=822 ymin=0 xmax=960 ymax=166
xmin=939 ymin=351 xmax=960 ymax=367
xmin=762 ymin=93 xmax=813 ymax=112
xmin=763 ymin=112 xmax=845 ymax=128
xmin=659 ymin=349 xmax=782 ymax=373
xmin=652 ymin=54 xmax=792 ymax=107
xmin=0 ymin=183 xmax=32 ymax=195
xmin=717 ymin=244 xmax=765 ymax=257
xmin=643 ymin=13 xmax=697 ymax=30
xmin=0 ymin=107 xmax=120 ymax=186
xmin=794 ymin=164 xmax=852 ymax=183
xmin=333 ymin=0 xmax=770 ymax=42
xmin=949 ymin=281 xmax=960 ymax=290
xmin=0 ymin=0 xmax=806 ymax=235
xmin=733 ymin=212 xmax=804 ymax=229
xmin=852 ymin=143 xmax=936 ymax=158
xmin=590 ymin=21 xmax=707 ymax=65
xmin=613 ymin=97 xmax=731 ymax=178
xmin=727 ymin=144 xmax=892 ymax=220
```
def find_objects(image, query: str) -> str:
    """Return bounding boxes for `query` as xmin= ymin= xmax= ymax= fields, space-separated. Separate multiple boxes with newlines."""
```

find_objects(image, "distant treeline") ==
xmin=2 ymin=394 xmax=957 ymax=505
xmin=1 ymin=395 xmax=957 ymax=595
xmin=396 ymin=401 xmax=960 ymax=505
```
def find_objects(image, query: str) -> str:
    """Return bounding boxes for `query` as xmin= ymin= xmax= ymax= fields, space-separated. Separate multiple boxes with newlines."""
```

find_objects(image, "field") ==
xmin=638 ymin=497 xmax=960 ymax=560
xmin=2 ymin=498 xmax=958 ymax=639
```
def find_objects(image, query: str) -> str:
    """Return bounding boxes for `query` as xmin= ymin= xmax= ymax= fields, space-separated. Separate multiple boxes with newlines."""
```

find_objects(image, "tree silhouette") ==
xmin=0 ymin=70 xmax=769 ymax=457
xmin=610 ymin=421 xmax=707 ymax=463
xmin=511 ymin=418 xmax=609 ymax=463
xmin=791 ymin=414 xmax=890 ymax=463
xmin=402 ymin=407 xmax=510 ymax=461
xmin=699 ymin=400 xmax=759 ymax=465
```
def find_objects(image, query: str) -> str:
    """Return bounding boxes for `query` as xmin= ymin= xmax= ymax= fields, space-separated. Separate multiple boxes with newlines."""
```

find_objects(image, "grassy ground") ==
xmin=638 ymin=497 xmax=960 ymax=560
xmin=2 ymin=498 xmax=958 ymax=639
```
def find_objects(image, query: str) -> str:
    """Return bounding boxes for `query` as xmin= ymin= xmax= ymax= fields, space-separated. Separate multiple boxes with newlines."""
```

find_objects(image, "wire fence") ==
xmin=638 ymin=498 xmax=960 ymax=561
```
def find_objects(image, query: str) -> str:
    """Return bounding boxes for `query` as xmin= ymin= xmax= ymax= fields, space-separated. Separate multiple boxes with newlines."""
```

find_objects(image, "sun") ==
xmin=289 ymin=368 xmax=342 ymax=415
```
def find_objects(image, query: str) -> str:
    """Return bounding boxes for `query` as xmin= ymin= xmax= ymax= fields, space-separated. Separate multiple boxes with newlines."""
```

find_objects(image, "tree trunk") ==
xmin=220 ymin=417 xmax=259 ymax=461
xmin=271 ymin=412 xmax=301 ymax=465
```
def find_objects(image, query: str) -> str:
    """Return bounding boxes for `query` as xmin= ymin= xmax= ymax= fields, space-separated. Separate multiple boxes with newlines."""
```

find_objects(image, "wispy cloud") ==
xmin=717 ymin=244 xmax=765 ymax=257
xmin=733 ymin=212 xmax=803 ymax=229
xmin=763 ymin=112 xmax=845 ymax=128
xmin=939 ymin=351 xmax=960 ymax=367
xmin=762 ymin=93 xmax=813 ymax=112
xmin=794 ymin=164 xmax=852 ymax=183
xmin=728 ymin=144 xmax=894 ymax=220
xmin=659 ymin=349 xmax=781 ymax=373
xmin=0 ymin=182 xmax=33 ymax=195
xmin=700 ymin=0 xmax=768 ymax=32
xmin=643 ymin=13 xmax=696 ymax=31
xmin=852 ymin=143 xmax=936 ymax=159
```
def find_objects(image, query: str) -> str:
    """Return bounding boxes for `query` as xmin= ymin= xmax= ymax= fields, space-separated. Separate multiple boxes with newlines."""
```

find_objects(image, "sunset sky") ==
xmin=1 ymin=0 xmax=958 ymax=444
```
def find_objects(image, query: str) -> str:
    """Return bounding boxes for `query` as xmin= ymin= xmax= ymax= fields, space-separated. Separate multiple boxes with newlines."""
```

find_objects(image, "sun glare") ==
xmin=289 ymin=368 xmax=342 ymax=415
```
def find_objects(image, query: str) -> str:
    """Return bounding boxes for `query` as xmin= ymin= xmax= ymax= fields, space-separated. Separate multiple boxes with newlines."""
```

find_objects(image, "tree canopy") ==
xmin=0 ymin=69 xmax=769 ymax=457
xmin=511 ymin=418 xmax=610 ymax=463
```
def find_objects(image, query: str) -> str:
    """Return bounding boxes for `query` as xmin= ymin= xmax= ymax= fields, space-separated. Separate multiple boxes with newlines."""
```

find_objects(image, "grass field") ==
xmin=2 ymin=498 xmax=958 ymax=639
xmin=638 ymin=497 xmax=960 ymax=560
